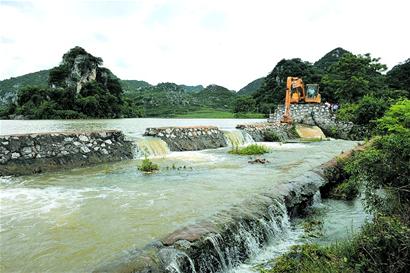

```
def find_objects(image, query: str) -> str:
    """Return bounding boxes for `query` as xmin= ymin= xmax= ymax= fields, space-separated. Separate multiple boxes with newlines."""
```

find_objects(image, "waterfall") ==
xmin=163 ymin=198 xmax=291 ymax=273
xmin=165 ymin=251 xmax=197 ymax=273
xmin=134 ymin=137 xmax=170 ymax=158
xmin=223 ymin=130 xmax=255 ymax=147
xmin=311 ymin=191 xmax=323 ymax=209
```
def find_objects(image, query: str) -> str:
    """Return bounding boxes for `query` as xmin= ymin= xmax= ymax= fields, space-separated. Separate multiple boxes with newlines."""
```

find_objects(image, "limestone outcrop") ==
xmin=66 ymin=54 xmax=98 ymax=93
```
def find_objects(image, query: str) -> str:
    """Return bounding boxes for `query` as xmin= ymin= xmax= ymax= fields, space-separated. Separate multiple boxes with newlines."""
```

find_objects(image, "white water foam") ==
xmin=134 ymin=137 xmax=170 ymax=158
xmin=223 ymin=130 xmax=255 ymax=147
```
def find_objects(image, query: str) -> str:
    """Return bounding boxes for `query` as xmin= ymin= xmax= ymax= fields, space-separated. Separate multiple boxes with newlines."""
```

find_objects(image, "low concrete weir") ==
xmin=144 ymin=126 xmax=228 ymax=151
xmin=0 ymin=130 xmax=133 ymax=176
xmin=93 ymin=147 xmax=358 ymax=273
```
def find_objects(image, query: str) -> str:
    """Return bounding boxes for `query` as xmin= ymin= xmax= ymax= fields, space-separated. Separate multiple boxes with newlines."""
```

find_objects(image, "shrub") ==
xmin=376 ymin=99 xmax=410 ymax=134
xmin=345 ymin=216 xmax=410 ymax=273
xmin=346 ymin=133 xmax=410 ymax=221
xmin=229 ymin=144 xmax=270 ymax=155
xmin=329 ymin=178 xmax=359 ymax=201
xmin=337 ymin=95 xmax=391 ymax=127
xmin=138 ymin=157 xmax=159 ymax=173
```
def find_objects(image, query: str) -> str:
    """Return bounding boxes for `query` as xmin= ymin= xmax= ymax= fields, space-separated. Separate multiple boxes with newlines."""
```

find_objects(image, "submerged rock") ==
xmin=248 ymin=158 xmax=270 ymax=164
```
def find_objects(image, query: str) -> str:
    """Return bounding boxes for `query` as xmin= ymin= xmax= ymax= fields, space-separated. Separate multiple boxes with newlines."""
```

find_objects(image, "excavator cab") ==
xmin=305 ymin=84 xmax=321 ymax=103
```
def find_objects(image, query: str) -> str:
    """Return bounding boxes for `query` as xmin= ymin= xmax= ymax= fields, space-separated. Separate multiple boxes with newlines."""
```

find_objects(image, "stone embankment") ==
xmin=268 ymin=104 xmax=367 ymax=140
xmin=93 ymin=145 xmax=362 ymax=273
xmin=144 ymin=126 xmax=227 ymax=151
xmin=0 ymin=130 xmax=133 ymax=176
xmin=236 ymin=122 xmax=297 ymax=142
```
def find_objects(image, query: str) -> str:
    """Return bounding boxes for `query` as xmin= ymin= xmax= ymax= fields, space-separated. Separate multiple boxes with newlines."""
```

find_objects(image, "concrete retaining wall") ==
xmin=144 ymin=126 xmax=227 ymax=151
xmin=0 ymin=130 xmax=133 ymax=176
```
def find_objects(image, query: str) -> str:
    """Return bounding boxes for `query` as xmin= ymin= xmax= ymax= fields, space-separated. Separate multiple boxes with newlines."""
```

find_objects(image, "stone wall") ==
xmin=268 ymin=104 xmax=367 ymax=140
xmin=0 ymin=130 xmax=133 ymax=176
xmin=144 ymin=126 xmax=227 ymax=151
xmin=268 ymin=103 xmax=332 ymax=125
xmin=93 ymin=145 xmax=361 ymax=273
xmin=236 ymin=122 xmax=297 ymax=142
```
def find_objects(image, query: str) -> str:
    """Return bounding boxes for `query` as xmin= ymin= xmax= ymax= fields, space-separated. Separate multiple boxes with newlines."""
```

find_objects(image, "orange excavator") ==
xmin=281 ymin=77 xmax=321 ymax=123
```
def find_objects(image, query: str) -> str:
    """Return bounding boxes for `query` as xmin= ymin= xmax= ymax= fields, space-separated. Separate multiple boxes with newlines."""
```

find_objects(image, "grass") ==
xmin=174 ymin=108 xmax=264 ymax=119
xmin=138 ymin=157 xmax=159 ymax=173
xmin=229 ymin=144 xmax=270 ymax=155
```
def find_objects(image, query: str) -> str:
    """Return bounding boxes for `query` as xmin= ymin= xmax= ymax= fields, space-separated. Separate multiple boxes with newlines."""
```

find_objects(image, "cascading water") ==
xmin=163 ymin=250 xmax=197 ymax=273
xmin=163 ymin=198 xmax=291 ymax=273
xmin=223 ymin=130 xmax=255 ymax=147
xmin=134 ymin=137 xmax=170 ymax=158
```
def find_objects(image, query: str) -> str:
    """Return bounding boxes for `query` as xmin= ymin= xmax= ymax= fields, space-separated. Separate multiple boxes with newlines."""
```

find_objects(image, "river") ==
xmin=0 ymin=118 xmax=363 ymax=273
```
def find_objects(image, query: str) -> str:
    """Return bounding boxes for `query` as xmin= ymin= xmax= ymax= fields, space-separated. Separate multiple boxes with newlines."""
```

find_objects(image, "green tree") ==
xmin=320 ymin=53 xmax=387 ymax=103
xmin=337 ymin=95 xmax=391 ymax=127
xmin=233 ymin=96 xmax=256 ymax=113
xmin=376 ymin=99 xmax=410 ymax=134
xmin=386 ymin=58 xmax=410 ymax=98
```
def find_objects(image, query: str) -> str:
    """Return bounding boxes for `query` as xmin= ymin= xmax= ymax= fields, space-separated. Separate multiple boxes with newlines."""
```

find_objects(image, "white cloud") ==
xmin=0 ymin=0 xmax=409 ymax=90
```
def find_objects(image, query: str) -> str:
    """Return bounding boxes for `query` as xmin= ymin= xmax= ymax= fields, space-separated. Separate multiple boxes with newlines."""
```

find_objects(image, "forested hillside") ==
xmin=237 ymin=77 xmax=265 ymax=96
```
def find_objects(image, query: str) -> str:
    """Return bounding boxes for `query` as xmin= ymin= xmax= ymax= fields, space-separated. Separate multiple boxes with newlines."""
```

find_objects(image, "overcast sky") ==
xmin=0 ymin=0 xmax=409 ymax=90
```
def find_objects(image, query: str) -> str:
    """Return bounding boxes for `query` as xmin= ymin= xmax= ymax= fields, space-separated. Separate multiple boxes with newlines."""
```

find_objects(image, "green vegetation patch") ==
xmin=173 ymin=108 xmax=264 ymax=119
xmin=262 ymin=216 xmax=410 ymax=273
xmin=229 ymin=144 xmax=270 ymax=155
xmin=329 ymin=178 xmax=359 ymax=201
xmin=137 ymin=158 xmax=159 ymax=173
xmin=175 ymin=108 xmax=235 ymax=118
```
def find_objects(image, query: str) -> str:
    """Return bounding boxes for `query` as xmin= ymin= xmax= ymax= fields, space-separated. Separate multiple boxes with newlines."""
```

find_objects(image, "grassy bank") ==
xmin=262 ymin=216 xmax=410 ymax=273
xmin=174 ymin=108 xmax=265 ymax=118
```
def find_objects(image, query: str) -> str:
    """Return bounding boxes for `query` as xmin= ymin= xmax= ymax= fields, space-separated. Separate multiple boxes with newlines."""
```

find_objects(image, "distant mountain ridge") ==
xmin=314 ymin=47 xmax=350 ymax=71
xmin=0 ymin=71 xmax=206 ymax=107
xmin=237 ymin=77 xmax=265 ymax=96
xmin=0 ymin=70 xmax=49 ymax=106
